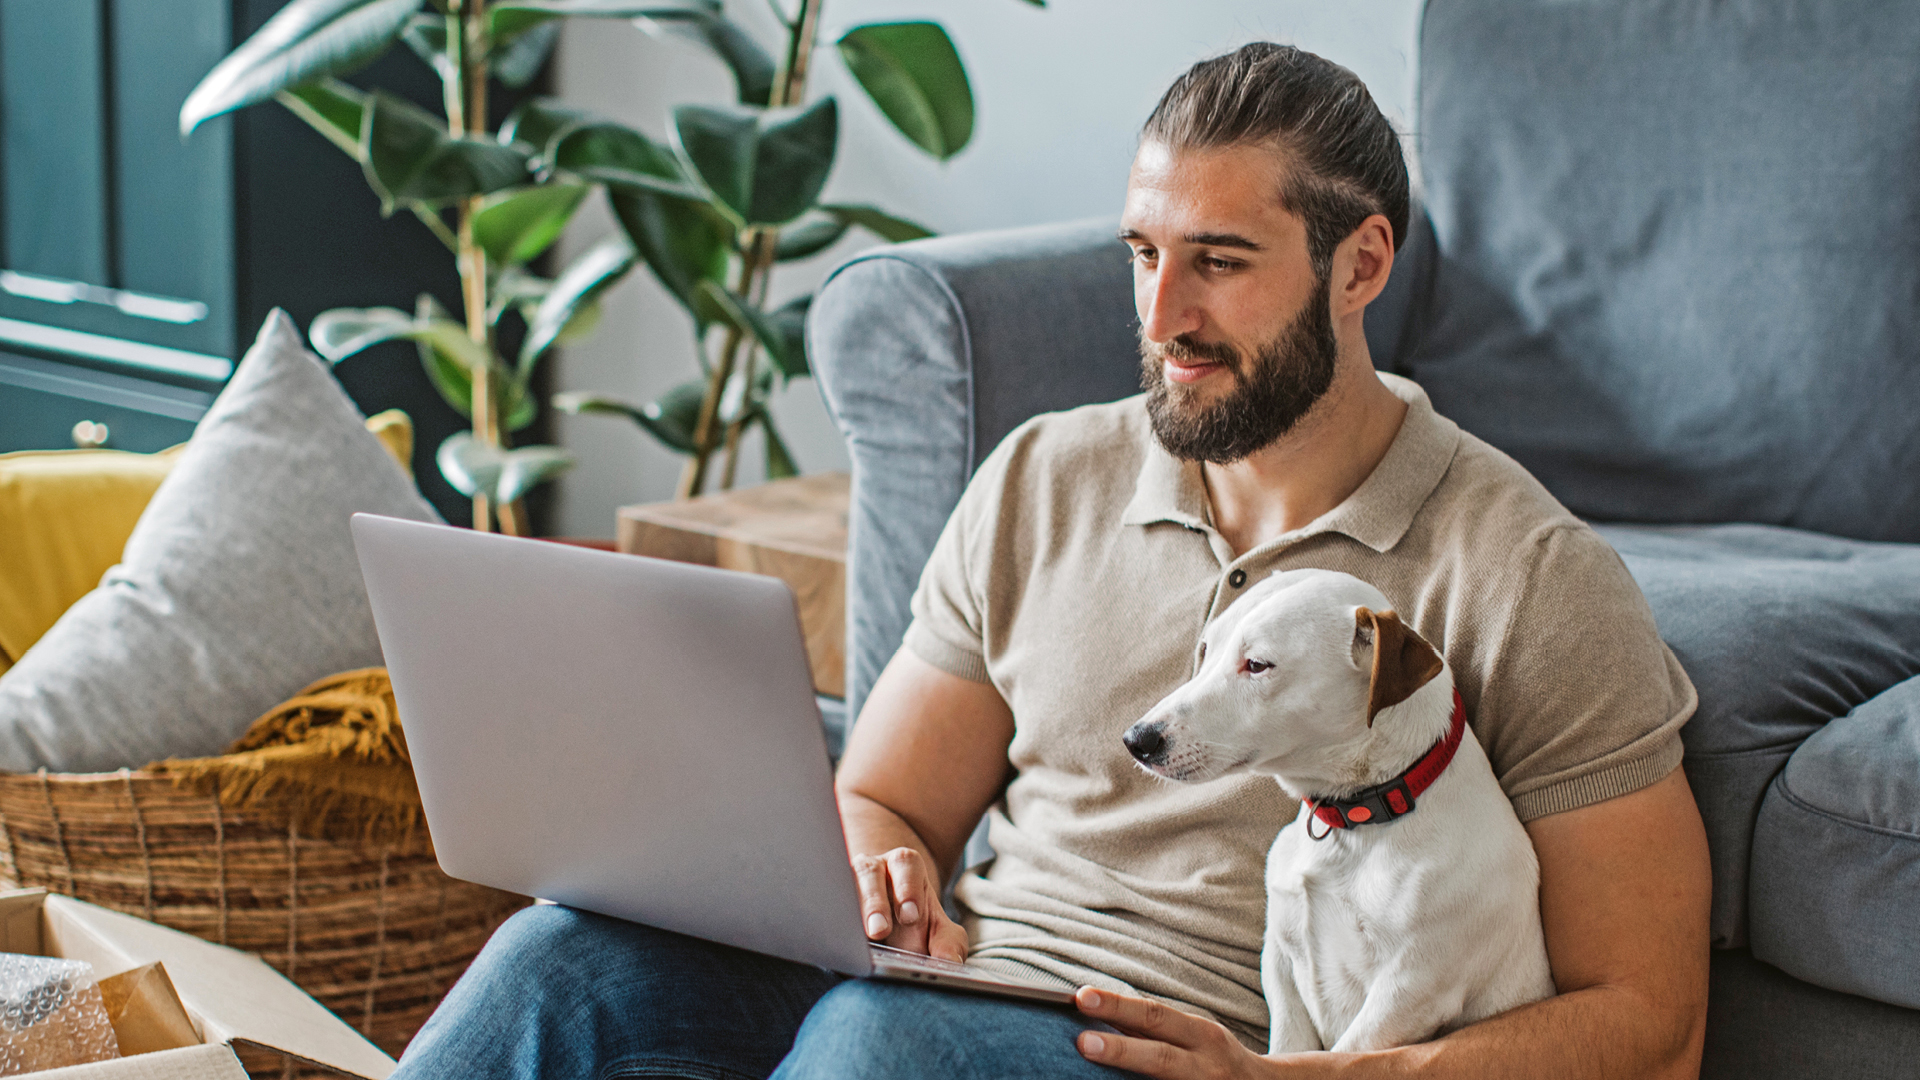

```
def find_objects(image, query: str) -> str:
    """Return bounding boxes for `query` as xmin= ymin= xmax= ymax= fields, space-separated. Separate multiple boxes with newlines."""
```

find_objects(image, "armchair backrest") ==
xmin=1406 ymin=0 xmax=1920 ymax=543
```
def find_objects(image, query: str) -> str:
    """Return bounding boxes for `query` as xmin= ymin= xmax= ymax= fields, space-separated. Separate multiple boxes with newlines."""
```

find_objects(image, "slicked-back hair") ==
xmin=1142 ymin=43 xmax=1409 ymax=280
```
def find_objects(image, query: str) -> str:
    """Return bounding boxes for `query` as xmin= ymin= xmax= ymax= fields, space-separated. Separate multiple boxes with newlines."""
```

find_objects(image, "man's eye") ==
xmin=1202 ymin=257 xmax=1240 ymax=272
xmin=1130 ymin=248 xmax=1157 ymax=264
xmin=1241 ymin=658 xmax=1273 ymax=675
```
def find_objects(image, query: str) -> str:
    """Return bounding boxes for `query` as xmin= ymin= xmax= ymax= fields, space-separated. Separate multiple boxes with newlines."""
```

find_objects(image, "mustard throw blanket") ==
xmin=153 ymin=668 xmax=423 ymax=843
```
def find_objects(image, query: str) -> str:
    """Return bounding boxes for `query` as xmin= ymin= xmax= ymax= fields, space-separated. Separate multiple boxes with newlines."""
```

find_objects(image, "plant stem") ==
xmin=446 ymin=1 xmax=528 ymax=534
xmin=682 ymin=0 xmax=827 ymax=496
xmin=675 ymin=232 xmax=765 ymax=499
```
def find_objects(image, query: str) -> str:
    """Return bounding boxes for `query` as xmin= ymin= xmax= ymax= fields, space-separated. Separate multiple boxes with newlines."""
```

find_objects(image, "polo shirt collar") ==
xmin=1118 ymin=373 xmax=1460 ymax=555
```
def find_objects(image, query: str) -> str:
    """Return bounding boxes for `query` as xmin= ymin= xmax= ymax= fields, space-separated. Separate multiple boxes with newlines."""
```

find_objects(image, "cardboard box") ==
xmin=0 ymin=889 xmax=395 ymax=1080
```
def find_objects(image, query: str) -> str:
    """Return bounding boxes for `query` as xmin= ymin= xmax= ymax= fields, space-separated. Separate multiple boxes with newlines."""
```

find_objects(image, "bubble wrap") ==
xmin=0 ymin=954 xmax=119 ymax=1075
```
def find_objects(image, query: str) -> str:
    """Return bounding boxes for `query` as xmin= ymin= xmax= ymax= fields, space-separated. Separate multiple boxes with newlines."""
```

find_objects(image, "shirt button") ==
xmin=1228 ymin=569 xmax=1247 ymax=588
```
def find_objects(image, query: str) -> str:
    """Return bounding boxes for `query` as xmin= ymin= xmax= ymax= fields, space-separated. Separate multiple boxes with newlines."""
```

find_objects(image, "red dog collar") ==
xmin=1305 ymin=689 xmax=1467 ymax=837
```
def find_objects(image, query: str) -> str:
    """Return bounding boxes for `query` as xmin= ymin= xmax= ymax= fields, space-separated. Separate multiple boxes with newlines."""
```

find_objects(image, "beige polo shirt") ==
xmin=900 ymin=373 xmax=1694 ymax=1047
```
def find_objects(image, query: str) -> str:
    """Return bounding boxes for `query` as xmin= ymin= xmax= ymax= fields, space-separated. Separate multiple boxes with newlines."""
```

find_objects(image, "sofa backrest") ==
xmin=1405 ymin=0 xmax=1920 ymax=543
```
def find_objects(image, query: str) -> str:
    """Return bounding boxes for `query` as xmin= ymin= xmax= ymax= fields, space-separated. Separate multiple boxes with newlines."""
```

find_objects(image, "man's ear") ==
xmin=1352 ymin=607 xmax=1444 ymax=725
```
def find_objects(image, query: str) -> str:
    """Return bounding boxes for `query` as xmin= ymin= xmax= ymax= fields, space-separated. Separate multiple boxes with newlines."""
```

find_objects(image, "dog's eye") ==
xmin=1241 ymin=658 xmax=1273 ymax=676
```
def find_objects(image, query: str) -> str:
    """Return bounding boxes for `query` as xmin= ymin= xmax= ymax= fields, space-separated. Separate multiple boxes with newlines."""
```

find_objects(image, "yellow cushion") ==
xmin=0 ymin=410 xmax=414 ymax=668
xmin=364 ymin=408 xmax=414 ymax=471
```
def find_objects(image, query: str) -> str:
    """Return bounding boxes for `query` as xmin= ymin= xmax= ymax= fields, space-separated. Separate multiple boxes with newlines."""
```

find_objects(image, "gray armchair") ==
xmin=808 ymin=1 xmax=1920 ymax=1074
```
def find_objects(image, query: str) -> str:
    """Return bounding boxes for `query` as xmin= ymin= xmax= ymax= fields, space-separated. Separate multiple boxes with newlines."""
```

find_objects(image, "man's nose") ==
xmin=1123 ymin=721 xmax=1168 ymax=764
xmin=1139 ymin=263 xmax=1202 ymax=342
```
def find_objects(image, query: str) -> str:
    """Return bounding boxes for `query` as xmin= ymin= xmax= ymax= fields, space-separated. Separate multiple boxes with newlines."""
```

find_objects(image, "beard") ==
xmin=1141 ymin=274 xmax=1338 ymax=464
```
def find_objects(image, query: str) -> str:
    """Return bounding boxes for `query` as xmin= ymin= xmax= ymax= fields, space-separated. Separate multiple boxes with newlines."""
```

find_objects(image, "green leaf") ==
xmin=470 ymin=183 xmax=589 ymax=265
xmin=773 ymin=216 xmax=849 ymax=261
xmin=310 ymin=305 xmax=492 ymax=370
xmin=694 ymin=282 xmax=808 ymax=379
xmin=313 ymin=301 xmax=533 ymax=431
xmin=498 ymin=100 xmax=592 ymax=156
xmin=550 ymin=122 xmax=706 ymax=199
xmin=820 ymin=203 xmax=935 ymax=243
xmin=634 ymin=10 xmax=775 ymax=106
xmin=759 ymin=411 xmax=798 ymax=479
xmin=275 ymin=77 xmax=368 ymax=158
xmin=836 ymin=23 xmax=973 ymax=160
xmin=488 ymin=0 xmax=718 ymax=44
xmin=552 ymin=388 xmax=686 ymax=453
xmin=362 ymin=91 xmax=531 ymax=211
xmin=650 ymin=378 xmax=713 ymax=452
xmin=492 ymin=21 xmax=561 ymax=87
xmin=609 ymin=187 xmax=733 ymax=317
xmin=181 ymin=0 xmax=419 ymax=135
xmin=397 ymin=13 xmax=450 ymax=80
xmin=671 ymin=98 xmax=838 ymax=227
xmin=763 ymin=293 xmax=811 ymax=379
xmin=437 ymin=433 xmax=574 ymax=502
xmin=521 ymin=237 xmax=637 ymax=368
xmin=405 ymin=294 xmax=536 ymax=431
xmin=553 ymin=379 xmax=707 ymax=454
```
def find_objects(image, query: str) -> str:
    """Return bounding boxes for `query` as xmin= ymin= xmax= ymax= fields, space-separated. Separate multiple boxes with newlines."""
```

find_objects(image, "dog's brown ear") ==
xmin=1353 ymin=607 xmax=1444 ymax=725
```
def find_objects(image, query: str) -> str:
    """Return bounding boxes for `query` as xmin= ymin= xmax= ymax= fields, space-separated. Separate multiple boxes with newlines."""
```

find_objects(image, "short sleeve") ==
xmin=899 ymin=452 xmax=1008 ymax=685
xmin=1468 ymin=524 xmax=1696 ymax=821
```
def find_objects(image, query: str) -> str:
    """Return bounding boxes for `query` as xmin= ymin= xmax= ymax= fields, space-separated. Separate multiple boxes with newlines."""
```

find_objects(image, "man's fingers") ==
xmin=883 ymin=850 xmax=926 ymax=925
xmin=1075 ymin=988 xmax=1212 ymax=1047
xmin=851 ymin=854 xmax=894 ymax=939
xmin=1076 ymin=1029 xmax=1190 ymax=1079
xmin=928 ymin=912 xmax=971 ymax=964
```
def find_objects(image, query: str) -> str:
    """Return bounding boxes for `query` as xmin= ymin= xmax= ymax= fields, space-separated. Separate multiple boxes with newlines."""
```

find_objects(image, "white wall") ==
xmin=548 ymin=0 xmax=1424 ymax=537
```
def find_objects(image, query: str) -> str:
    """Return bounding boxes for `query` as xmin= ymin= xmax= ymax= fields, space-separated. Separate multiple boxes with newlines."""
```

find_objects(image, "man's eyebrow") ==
xmin=1185 ymin=232 xmax=1263 ymax=251
xmin=1114 ymin=228 xmax=1264 ymax=252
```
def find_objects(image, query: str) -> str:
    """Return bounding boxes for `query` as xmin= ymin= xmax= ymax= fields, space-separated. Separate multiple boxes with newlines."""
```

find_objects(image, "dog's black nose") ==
xmin=1123 ymin=722 xmax=1167 ymax=763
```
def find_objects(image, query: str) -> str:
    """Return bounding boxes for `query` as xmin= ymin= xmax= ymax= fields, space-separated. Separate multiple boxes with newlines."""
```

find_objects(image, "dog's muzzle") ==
xmin=1122 ymin=721 xmax=1169 ymax=766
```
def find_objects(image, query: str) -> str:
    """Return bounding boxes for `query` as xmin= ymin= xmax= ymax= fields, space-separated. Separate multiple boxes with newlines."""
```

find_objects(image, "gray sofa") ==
xmin=808 ymin=0 xmax=1920 ymax=1074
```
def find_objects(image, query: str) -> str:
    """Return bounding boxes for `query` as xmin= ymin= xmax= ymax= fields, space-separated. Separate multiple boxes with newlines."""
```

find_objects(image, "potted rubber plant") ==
xmin=181 ymin=0 xmax=1031 ymax=532
xmin=179 ymin=0 xmax=702 ymax=533
xmin=550 ymin=0 xmax=1031 ymax=497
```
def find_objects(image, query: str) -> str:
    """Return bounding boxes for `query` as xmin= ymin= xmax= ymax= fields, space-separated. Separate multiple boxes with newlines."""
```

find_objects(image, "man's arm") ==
xmin=1073 ymin=767 xmax=1712 ymax=1079
xmin=834 ymin=648 xmax=1015 ymax=961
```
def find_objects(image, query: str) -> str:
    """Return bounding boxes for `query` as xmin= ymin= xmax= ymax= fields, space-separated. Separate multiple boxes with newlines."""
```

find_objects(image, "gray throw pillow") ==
xmin=0 ymin=310 xmax=441 ymax=772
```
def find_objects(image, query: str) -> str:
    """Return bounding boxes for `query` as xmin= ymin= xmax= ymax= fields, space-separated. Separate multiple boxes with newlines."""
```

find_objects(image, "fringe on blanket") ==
xmin=151 ymin=668 xmax=425 ymax=844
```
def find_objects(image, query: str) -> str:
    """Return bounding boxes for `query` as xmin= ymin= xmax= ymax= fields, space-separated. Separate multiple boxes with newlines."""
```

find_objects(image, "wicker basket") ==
xmin=0 ymin=767 xmax=524 ymax=1071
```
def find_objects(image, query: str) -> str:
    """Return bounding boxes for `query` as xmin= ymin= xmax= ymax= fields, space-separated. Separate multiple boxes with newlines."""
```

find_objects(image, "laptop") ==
xmin=350 ymin=513 xmax=1074 ymax=1006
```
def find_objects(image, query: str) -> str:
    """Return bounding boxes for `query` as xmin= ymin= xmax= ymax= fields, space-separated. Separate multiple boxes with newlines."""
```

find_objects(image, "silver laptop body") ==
xmin=351 ymin=514 xmax=1072 ymax=1005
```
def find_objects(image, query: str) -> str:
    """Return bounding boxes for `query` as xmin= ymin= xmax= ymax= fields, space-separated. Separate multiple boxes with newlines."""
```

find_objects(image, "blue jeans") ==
xmin=392 ymin=904 xmax=1141 ymax=1079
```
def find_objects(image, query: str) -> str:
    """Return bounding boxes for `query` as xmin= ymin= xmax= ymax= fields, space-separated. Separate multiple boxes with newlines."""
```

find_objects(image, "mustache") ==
xmin=1142 ymin=332 xmax=1241 ymax=369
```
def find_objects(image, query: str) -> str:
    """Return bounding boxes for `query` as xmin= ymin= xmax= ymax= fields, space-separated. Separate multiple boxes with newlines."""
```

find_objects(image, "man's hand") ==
xmin=852 ymin=845 xmax=971 ymax=962
xmin=1074 ymin=987 xmax=1273 ymax=1079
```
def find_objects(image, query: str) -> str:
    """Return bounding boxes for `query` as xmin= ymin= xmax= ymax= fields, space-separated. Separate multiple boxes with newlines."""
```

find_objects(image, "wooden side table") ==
xmin=616 ymin=472 xmax=849 ymax=698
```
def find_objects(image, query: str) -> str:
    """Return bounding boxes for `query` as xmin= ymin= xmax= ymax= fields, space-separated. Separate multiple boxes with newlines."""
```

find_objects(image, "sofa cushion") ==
xmin=1749 ymin=675 xmax=1920 ymax=1008
xmin=1412 ymin=0 xmax=1920 ymax=542
xmin=0 ymin=312 xmax=439 ymax=772
xmin=1595 ymin=524 xmax=1920 ymax=948
xmin=0 ymin=412 xmax=414 ymax=677
xmin=0 ymin=446 xmax=181 ymax=673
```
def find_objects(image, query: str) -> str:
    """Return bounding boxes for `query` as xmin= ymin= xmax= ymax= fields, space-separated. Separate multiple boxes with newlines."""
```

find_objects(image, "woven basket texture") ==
xmin=0 ymin=768 xmax=525 ymax=1075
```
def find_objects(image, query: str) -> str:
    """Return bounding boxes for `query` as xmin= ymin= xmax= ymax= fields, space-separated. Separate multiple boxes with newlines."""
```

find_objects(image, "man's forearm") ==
xmin=837 ymin=790 xmax=948 ymax=875
xmin=1285 ymin=982 xmax=1703 ymax=1080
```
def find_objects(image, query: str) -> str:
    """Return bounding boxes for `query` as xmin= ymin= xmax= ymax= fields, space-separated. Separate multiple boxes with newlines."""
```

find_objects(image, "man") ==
xmin=392 ymin=43 xmax=1711 ymax=1079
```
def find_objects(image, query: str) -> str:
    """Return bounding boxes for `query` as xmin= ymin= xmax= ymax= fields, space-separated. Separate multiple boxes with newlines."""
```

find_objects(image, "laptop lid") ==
xmin=351 ymin=513 xmax=873 ymax=977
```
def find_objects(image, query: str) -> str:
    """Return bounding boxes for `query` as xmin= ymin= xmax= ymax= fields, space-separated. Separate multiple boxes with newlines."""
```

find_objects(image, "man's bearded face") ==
xmin=1141 ymin=272 xmax=1338 ymax=464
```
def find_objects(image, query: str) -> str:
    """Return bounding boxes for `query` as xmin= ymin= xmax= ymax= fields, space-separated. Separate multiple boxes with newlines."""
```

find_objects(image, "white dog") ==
xmin=1122 ymin=568 xmax=1555 ymax=1053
